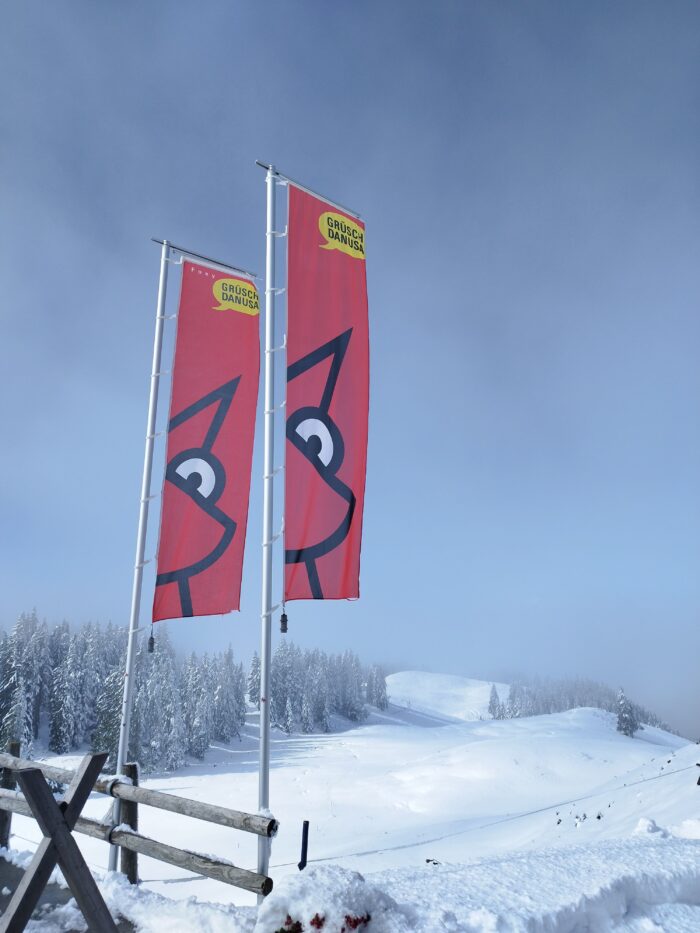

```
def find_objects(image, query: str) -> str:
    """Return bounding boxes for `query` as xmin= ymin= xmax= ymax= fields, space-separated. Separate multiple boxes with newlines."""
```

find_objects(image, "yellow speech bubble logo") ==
xmin=212 ymin=277 xmax=260 ymax=315
xmin=319 ymin=211 xmax=365 ymax=259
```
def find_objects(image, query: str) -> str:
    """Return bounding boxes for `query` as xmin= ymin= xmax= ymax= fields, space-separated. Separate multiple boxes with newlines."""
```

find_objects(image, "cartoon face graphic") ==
xmin=155 ymin=378 xmax=239 ymax=616
xmin=285 ymin=328 xmax=356 ymax=598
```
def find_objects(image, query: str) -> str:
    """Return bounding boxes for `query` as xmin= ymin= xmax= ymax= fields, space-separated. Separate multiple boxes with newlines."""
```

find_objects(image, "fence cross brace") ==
xmin=0 ymin=752 xmax=118 ymax=933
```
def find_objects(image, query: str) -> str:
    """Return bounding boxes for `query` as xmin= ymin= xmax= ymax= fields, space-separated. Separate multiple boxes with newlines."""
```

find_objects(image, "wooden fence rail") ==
xmin=0 ymin=750 xmax=275 ymax=898
xmin=0 ymin=752 xmax=277 ymax=837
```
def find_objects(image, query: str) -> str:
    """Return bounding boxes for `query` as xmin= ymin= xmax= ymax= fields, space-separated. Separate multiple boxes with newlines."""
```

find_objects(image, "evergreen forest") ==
xmin=0 ymin=612 xmax=388 ymax=773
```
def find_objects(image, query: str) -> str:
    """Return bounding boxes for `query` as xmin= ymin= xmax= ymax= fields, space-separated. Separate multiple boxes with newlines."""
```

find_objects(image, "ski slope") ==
xmin=4 ymin=673 xmax=699 ymax=931
xmin=385 ymin=671 xmax=508 ymax=722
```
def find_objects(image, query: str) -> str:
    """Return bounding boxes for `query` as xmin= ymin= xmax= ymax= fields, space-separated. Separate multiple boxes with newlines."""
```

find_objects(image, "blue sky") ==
xmin=1 ymin=2 xmax=699 ymax=735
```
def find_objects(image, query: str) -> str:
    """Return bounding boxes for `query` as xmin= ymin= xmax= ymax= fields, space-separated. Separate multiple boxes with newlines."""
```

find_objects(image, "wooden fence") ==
xmin=0 ymin=746 xmax=276 ymax=897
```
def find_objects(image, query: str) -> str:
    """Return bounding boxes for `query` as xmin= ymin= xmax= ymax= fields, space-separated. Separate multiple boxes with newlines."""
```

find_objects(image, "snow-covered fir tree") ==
xmin=213 ymin=648 xmax=246 ymax=742
xmin=308 ymin=651 xmax=331 ymax=733
xmin=283 ymin=696 xmax=295 ymax=735
xmin=270 ymin=640 xmax=292 ymax=728
xmin=1 ymin=663 xmax=31 ymax=756
xmin=247 ymin=652 xmax=261 ymax=709
xmin=77 ymin=623 xmax=106 ymax=746
xmin=0 ymin=612 xmax=46 ymax=754
xmin=507 ymin=683 xmax=525 ymax=719
xmin=339 ymin=650 xmax=367 ymax=722
xmin=91 ymin=668 xmax=125 ymax=768
xmin=301 ymin=689 xmax=314 ymax=734
xmin=133 ymin=628 xmax=185 ymax=772
xmin=232 ymin=661 xmax=248 ymax=738
xmin=48 ymin=622 xmax=72 ymax=753
xmin=366 ymin=665 xmax=388 ymax=710
xmin=488 ymin=684 xmax=502 ymax=720
xmin=182 ymin=653 xmax=215 ymax=760
xmin=616 ymin=688 xmax=639 ymax=737
xmin=0 ymin=635 xmax=14 ymax=743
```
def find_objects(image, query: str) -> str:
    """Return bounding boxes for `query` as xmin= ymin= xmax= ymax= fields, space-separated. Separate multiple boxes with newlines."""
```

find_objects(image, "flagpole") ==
xmin=109 ymin=239 xmax=170 ymax=872
xmin=257 ymin=165 xmax=277 ymax=886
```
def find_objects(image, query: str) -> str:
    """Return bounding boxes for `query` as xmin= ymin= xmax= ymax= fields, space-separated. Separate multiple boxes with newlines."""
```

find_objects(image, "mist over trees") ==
xmin=487 ymin=677 xmax=669 ymax=732
xmin=0 ymin=613 xmax=389 ymax=773
xmin=0 ymin=612 xmax=670 ymax=777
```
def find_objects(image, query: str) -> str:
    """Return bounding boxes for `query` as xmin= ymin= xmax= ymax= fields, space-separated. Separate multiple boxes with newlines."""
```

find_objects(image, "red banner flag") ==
xmin=153 ymin=261 xmax=260 ymax=621
xmin=285 ymin=185 xmax=369 ymax=600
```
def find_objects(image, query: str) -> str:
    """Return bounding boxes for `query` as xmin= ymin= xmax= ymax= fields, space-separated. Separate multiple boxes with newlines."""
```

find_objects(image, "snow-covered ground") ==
xmin=383 ymin=671 xmax=509 ymax=722
xmin=5 ymin=672 xmax=700 ymax=931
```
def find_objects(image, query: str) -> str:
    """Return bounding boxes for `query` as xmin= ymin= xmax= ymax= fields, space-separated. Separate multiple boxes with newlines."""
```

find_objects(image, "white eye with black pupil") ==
xmin=295 ymin=418 xmax=334 ymax=466
xmin=175 ymin=457 xmax=217 ymax=497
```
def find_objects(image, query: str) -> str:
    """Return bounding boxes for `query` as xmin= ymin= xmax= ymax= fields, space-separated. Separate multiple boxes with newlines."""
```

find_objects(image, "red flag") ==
xmin=285 ymin=186 xmax=369 ymax=600
xmin=153 ymin=261 xmax=260 ymax=621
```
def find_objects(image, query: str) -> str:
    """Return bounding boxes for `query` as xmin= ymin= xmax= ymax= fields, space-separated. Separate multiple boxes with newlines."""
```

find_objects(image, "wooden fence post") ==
xmin=0 ymin=741 xmax=20 ymax=849
xmin=0 ymin=754 xmax=118 ymax=933
xmin=120 ymin=762 xmax=139 ymax=884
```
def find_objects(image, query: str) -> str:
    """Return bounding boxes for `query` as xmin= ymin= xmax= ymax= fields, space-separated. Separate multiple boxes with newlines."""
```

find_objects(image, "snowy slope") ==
xmin=386 ymin=671 xmax=508 ymax=722
xmin=5 ymin=672 xmax=700 ymax=932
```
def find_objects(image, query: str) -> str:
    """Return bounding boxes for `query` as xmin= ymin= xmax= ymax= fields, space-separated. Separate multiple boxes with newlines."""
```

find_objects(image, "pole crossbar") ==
xmin=255 ymin=160 xmax=362 ymax=220
xmin=260 ymin=603 xmax=281 ymax=619
xmin=151 ymin=238 xmax=258 ymax=279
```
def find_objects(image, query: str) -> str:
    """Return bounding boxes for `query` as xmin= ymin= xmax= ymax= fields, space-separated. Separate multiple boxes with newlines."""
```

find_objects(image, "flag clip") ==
xmin=264 ymin=400 xmax=286 ymax=415
xmin=263 ymin=521 xmax=284 ymax=547
xmin=266 ymin=335 xmax=287 ymax=354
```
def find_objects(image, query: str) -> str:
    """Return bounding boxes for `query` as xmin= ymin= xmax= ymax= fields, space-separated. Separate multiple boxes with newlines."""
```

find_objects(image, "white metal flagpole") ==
xmin=257 ymin=165 xmax=277 ymax=884
xmin=109 ymin=239 xmax=171 ymax=872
